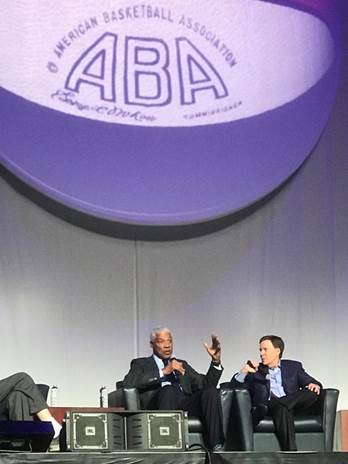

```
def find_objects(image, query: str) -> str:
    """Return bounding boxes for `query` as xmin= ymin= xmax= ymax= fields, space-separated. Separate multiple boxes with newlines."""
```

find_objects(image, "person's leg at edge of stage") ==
xmin=0 ymin=372 xmax=62 ymax=438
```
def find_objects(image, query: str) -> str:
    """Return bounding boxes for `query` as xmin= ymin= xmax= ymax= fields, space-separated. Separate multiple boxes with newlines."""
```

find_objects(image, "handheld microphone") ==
xmin=247 ymin=360 xmax=256 ymax=369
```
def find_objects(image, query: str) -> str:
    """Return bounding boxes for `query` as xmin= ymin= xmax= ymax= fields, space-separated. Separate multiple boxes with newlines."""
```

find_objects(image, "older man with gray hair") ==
xmin=123 ymin=327 xmax=224 ymax=450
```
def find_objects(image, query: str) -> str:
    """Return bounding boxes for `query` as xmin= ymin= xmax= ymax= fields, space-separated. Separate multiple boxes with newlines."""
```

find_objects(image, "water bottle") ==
xmin=99 ymin=386 xmax=108 ymax=408
xmin=50 ymin=385 xmax=59 ymax=407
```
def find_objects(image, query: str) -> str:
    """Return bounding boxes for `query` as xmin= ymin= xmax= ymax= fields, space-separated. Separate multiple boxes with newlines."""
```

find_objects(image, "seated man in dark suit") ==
xmin=230 ymin=334 xmax=321 ymax=451
xmin=123 ymin=327 xmax=224 ymax=450
xmin=0 ymin=372 xmax=62 ymax=438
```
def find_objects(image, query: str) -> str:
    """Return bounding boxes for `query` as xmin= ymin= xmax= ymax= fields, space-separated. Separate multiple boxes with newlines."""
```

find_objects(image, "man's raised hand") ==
xmin=204 ymin=334 xmax=221 ymax=364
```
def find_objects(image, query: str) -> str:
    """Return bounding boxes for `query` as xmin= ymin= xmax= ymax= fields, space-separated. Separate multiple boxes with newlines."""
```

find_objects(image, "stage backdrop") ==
xmin=0 ymin=1 xmax=347 ymax=412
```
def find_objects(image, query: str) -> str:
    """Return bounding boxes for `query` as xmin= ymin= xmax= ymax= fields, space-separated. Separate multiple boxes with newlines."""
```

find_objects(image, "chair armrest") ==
xmin=36 ymin=384 xmax=49 ymax=401
xmin=219 ymin=386 xmax=234 ymax=450
xmin=123 ymin=388 xmax=141 ymax=410
xmin=108 ymin=389 xmax=125 ymax=408
xmin=108 ymin=387 xmax=142 ymax=410
xmin=321 ymin=388 xmax=339 ymax=451
xmin=232 ymin=388 xmax=254 ymax=451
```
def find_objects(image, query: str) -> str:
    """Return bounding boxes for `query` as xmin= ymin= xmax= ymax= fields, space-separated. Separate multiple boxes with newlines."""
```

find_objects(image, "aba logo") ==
xmin=0 ymin=1 xmax=335 ymax=131
xmin=48 ymin=5 xmax=241 ymax=127
xmin=64 ymin=33 xmax=228 ymax=107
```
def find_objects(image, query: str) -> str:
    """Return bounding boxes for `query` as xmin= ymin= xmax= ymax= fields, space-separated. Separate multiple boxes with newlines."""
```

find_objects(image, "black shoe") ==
xmin=212 ymin=443 xmax=224 ymax=452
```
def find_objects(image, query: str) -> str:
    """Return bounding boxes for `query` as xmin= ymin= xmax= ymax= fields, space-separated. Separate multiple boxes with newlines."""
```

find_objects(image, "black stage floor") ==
xmin=1 ymin=452 xmax=348 ymax=464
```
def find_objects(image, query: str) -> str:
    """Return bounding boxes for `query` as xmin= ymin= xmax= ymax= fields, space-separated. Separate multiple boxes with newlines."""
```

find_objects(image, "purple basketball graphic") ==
xmin=0 ymin=1 xmax=340 ymax=237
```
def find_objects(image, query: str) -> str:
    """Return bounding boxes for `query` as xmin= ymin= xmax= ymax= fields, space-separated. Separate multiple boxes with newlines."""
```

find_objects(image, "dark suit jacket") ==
xmin=123 ymin=356 xmax=222 ymax=409
xmin=230 ymin=359 xmax=322 ymax=406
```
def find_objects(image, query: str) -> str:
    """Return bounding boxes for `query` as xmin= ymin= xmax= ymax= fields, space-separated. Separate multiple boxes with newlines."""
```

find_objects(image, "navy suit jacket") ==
xmin=230 ymin=359 xmax=322 ymax=406
xmin=123 ymin=356 xmax=222 ymax=409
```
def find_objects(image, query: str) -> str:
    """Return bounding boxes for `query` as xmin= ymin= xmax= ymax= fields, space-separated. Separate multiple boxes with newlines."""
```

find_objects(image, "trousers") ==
xmin=262 ymin=388 xmax=320 ymax=451
xmin=0 ymin=372 xmax=48 ymax=420
xmin=148 ymin=384 xmax=224 ymax=450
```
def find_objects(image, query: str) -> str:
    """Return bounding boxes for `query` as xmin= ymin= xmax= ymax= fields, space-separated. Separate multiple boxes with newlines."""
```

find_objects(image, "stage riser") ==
xmin=1 ymin=451 xmax=348 ymax=464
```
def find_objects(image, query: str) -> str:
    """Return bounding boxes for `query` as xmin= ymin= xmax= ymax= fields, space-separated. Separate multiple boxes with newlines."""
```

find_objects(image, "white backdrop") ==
xmin=0 ymin=7 xmax=347 ymax=411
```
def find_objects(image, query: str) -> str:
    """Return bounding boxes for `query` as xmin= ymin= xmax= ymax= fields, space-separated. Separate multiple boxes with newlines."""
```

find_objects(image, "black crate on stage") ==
xmin=126 ymin=411 xmax=188 ymax=450
xmin=64 ymin=411 xmax=125 ymax=451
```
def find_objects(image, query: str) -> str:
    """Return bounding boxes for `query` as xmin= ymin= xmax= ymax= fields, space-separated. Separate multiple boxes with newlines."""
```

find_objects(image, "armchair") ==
xmin=108 ymin=381 xmax=234 ymax=449
xmin=230 ymin=387 xmax=339 ymax=451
